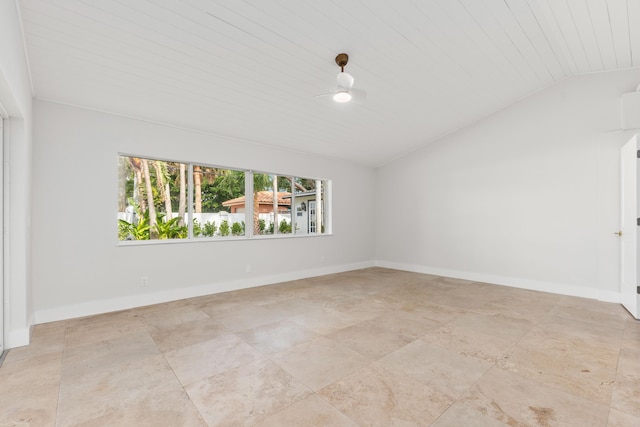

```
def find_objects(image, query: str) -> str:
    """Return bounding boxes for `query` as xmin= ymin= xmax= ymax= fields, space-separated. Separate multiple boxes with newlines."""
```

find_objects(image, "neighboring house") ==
xmin=283 ymin=191 xmax=324 ymax=234
xmin=222 ymin=191 xmax=291 ymax=214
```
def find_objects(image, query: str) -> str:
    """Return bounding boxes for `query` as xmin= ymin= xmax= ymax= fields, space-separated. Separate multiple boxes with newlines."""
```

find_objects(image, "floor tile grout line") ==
xmin=54 ymin=320 xmax=70 ymax=427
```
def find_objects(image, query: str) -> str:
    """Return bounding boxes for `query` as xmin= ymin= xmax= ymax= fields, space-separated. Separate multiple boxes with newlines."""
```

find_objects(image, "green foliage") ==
xmin=266 ymin=219 xmax=292 ymax=235
xmin=203 ymin=220 xmax=217 ymax=237
xmin=155 ymin=213 xmax=187 ymax=239
xmin=253 ymin=173 xmax=273 ymax=192
xmin=231 ymin=221 xmax=244 ymax=236
xmin=193 ymin=218 xmax=203 ymax=237
xmin=119 ymin=199 xmax=187 ymax=240
xmin=118 ymin=219 xmax=150 ymax=241
xmin=194 ymin=218 xmax=219 ymax=238
xmin=118 ymin=200 xmax=150 ymax=240
xmin=200 ymin=169 xmax=245 ymax=212
xmin=279 ymin=219 xmax=292 ymax=234
xmin=219 ymin=220 xmax=230 ymax=236
xmin=258 ymin=219 xmax=266 ymax=234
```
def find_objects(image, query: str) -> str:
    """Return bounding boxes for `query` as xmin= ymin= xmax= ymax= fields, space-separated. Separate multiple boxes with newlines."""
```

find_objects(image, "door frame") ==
xmin=0 ymin=115 xmax=5 ymax=360
xmin=620 ymin=134 xmax=639 ymax=319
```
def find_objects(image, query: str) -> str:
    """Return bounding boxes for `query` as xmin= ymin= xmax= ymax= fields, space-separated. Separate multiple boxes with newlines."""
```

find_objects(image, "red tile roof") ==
xmin=222 ymin=191 xmax=292 ymax=207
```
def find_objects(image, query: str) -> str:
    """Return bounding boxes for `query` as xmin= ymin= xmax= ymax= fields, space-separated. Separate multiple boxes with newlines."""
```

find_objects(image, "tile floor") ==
xmin=1 ymin=268 xmax=639 ymax=426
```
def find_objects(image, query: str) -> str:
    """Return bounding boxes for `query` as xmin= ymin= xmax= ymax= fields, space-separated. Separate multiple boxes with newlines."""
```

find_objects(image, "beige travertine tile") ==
xmin=369 ymin=309 xmax=442 ymax=340
xmin=146 ymin=317 xmax=227 ymax=353
xmin=64 ymin=311 xmax=148 ymax=348
xmin=607 ymin=408 xmax=640 ymax=427
xmin=422 ymin=312 xmax=533 ymax=362
xmin=431 ymin=402 xmax=510 ymax=427
xmin=298 ymin=288 xmax=364 ymax=308
xmin=460 ymin=367 xmax=610 ymax=426
xmin=185 ymin=357 xmax=311 ymax=426
xmin=236 ymin=284 xmax=313 ymax=306
xmin=1 ymin=268 xmax=634 ymax=427
xmin=164 ymin=331 xmax=261 ymax=387
xmin=132 ymin=298 xmax=194 ymax=317
xmin=621 ymin=319 xmax=640 ymax=350
xmin=378 ymin=340 xmax=493 ymax=398
xmin=136 ymin=303 xmax=209 ymax=327
xmin=205 ymin=303 xmax=289 ymax=331
xmin=326 ymin=321 xmax=414 ymax=359
xmin=329 ymin=295 xmax=397 ymax=324
xmin=319 ymin=363 xmax=454 ymax=426
xmin=236 ymin=320 xmax=318 ymax=354
xmin=61 ymin=399 xmax=206 ymax=427
xmin=0 ymin=352 xmax=62 ymax=426
xmin=432 ymin=276 xmax=476 ymax=287
xmin=539 ymin=314 xmax=625 ymax=347
xmin=2 ymin=321 xmax=66 ymax=364
xmin=611 ymin=348 xmax=640 ymax=417
xmin=497 ymin=325 xmax=619 ymax=404
xmin=474 ymin=292 xmax=558 ymax=322
xmin=551 ymin=296 xmax=632 ymax=330
xmin=270 ymin=337 xmax=369 ymax=391
xmin=0 ymin=393 xmax=60 ymax=427
xmin=61 ymin=330 xmax=160 ymax=380
xmin=260 ymin=297 xmax=323 ymax=318
xmin=188 ymin=291 xmax=249 ymax=313
xmin=0 ymin=351 xmax=62 ymax=393
xmin=57 ymin=354 xmax=204 ymax=427
xmin=423 ymin=291 xmax=490 ymax=311
xmin=400 ymin=302 xmax=466 ymax=324
xmin=289 ymin=306 xmax=356 ymax=335
xmin=255 ymin=394 xmax=358 ymax=427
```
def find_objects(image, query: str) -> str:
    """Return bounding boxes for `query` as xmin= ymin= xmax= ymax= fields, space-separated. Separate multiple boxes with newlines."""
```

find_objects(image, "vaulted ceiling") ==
xmin=17 ymin=0 xmax=640 ymax=167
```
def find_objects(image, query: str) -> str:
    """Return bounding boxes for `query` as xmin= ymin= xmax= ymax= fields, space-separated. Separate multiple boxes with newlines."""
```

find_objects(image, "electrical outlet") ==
xmin=140 ymin=276 xmax=149 ymax=287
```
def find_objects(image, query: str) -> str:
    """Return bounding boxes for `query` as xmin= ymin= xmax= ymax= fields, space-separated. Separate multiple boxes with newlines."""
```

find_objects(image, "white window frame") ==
xmin=117 ymin=154 xmax=331 ymax=245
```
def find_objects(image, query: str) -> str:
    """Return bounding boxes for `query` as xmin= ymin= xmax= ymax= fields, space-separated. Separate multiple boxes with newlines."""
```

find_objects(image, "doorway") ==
xmin=0 ymin=117 xmax=4 ymax=359
xmin=620 ymin=135 xmax=639 ymax=319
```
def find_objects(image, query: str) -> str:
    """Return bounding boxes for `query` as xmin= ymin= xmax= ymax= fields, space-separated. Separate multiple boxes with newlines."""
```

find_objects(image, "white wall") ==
xmin=0 ymin=0 xmax=34 ymax=348
xmin=31 ymin=100 xmax=375 ymax=323
xmin=375 ymin=68 xmax=640 ymax=302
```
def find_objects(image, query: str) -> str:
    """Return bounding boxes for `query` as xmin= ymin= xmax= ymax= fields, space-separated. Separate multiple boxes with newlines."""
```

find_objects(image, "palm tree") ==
xmin=193 ymin=165 xmax=203 ymax=213
xmin=140 ymin=158 xmax=157 ymax=233
xmin=153 ymin=160 xmax=172 ymax=220
xmin=253 ymin=173 xmax=272 ymax=235
xmin=128 ymin=157 xmax=146 ymax=213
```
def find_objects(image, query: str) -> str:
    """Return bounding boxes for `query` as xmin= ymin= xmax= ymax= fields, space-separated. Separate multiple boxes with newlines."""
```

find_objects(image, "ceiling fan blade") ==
xmin=350 ymin=88 xmax=367 ymax=102
xmin=314 ymin=88 xmax=367 ymax=105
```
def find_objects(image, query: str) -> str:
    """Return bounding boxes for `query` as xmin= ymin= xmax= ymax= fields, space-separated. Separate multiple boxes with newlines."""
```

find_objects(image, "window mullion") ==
xmin=246 ymin=170 xmax=254 ymax=238
xmin=290 ymin=177 xmax=296 ymax=235
xmin=188 ymin=163 xmax=194 ymax=239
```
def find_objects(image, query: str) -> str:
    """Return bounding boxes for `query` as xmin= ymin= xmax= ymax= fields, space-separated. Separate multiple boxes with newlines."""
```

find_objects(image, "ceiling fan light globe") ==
xmin=337 ymin=72 xmax=355 ymax=89
xmin=333 ymin=90 xmax=352 ymax=103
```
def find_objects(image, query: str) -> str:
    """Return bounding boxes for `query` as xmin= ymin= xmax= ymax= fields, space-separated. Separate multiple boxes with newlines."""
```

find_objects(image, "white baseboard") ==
xmin=375 ymin=260 xmax=621 ymax=302
xmin=597 ymin=289 xmax=622 ymax=304
xmin=6 ymin=326 xmax=31 ymax=349
xmin=34 ymin=260 xmax=375 ymax=324
xmin=31 ymin=259 xmax=624 ymax=328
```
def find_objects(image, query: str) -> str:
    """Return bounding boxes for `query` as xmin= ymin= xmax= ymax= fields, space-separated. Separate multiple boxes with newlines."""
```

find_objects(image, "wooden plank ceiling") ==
xmin=18 ymin=0 xmax=640 ymax=167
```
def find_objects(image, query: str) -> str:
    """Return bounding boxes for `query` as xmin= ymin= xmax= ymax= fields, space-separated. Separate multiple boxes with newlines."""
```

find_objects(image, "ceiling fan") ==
xmin=317 ymin=53 xmax=366 ymax=103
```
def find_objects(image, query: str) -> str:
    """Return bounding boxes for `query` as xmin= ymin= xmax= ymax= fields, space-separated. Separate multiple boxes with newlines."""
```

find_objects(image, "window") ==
xmin=117 ymin=155 xmax=330 ymax=242
xmin=290 ymin=178 xmax=326 ymax=235
xmin=193 ymin=166 xmax=245 ymax=238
